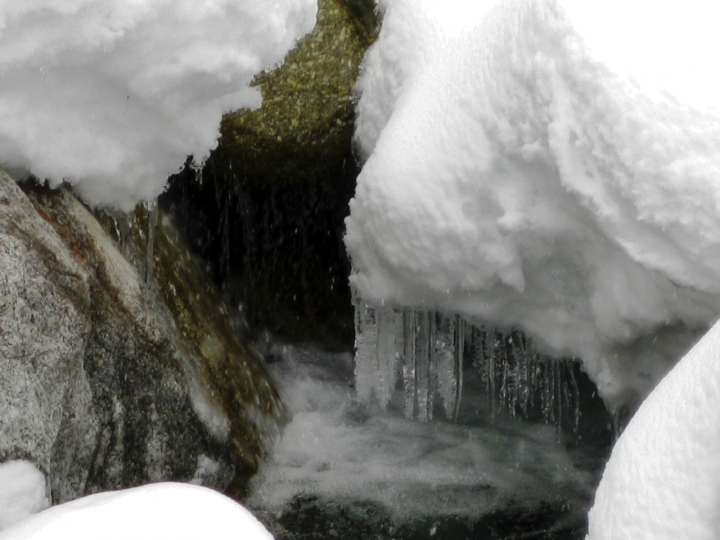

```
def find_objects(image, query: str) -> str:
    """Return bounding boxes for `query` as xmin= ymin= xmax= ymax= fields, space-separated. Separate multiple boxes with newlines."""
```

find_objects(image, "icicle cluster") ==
xmin=354 ymin=299 xmax=580 ymax=430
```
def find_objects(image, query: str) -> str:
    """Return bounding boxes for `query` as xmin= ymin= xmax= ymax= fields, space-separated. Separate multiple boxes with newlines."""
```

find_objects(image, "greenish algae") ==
xmin=132 ymin=206 xmax=286 ymax=498
xmin=216 ymin=0 xmax=378 ymax=187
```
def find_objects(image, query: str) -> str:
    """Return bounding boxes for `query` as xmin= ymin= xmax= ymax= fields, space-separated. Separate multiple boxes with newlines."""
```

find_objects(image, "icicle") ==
xmin=415 ymin=310 xmax=432 ymax=422
xmin=568 ymin=363 xmax=581 ymax=433
xmin=402 ymin=310 xmax=417 ymax=419
xmin=145 ymin=197 xmax=158 ymax=283
xmin=354 ymin=298 xmax=379 ymax=403
xmin=487 ymin=330 xmax=497 ymax=422
xmin=434 ymin=314 xmax=459 ymax=420
xmin=353 ymin=305 xmax=582 ymax=433
xmin=190 ymin=159 xmax=203 ymax=185
xmin=452 ymin=316 xmax=464 ymax=420
xmin=376 ymin=308 xmax=402 ymax=409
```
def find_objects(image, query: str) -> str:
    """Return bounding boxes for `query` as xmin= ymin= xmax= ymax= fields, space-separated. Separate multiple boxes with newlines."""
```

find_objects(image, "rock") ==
xmin=0 ymin=171 xmax=283 ymax=513
xmin=163 ymin=0 xmax=377 ymax=349
xmin=217 ymin=0 xmax=377 ymax=188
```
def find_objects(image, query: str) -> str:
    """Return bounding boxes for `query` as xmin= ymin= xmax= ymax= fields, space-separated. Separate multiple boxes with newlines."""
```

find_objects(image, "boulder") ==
xmin=163 ymin=0 xmax=378 ymax=349
xmin=0 ymin=171 xmax=283 ymax=520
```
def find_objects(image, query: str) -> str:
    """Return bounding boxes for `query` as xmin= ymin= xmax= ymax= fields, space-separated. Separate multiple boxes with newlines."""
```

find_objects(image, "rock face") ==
xmin=0 ymin=171 xmax=283 ymax=507
xmin=164 ymin=0 xmax=378 ymax=349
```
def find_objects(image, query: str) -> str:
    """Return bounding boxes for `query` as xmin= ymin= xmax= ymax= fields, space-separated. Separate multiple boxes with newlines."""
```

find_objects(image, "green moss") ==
xmin=217 ymin=0 xmax=378 ymax=187
xmin=132 ymin=207 xmax=286 ymax=498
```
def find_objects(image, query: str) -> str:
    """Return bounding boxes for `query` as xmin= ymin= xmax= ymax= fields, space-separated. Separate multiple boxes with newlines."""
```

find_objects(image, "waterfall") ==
xmin=354 ymin=299 xmax=581 ymax=430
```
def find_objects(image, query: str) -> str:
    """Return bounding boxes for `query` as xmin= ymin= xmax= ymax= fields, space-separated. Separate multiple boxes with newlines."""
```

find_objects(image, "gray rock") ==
xmin=0 ymin=172 xmax=283 ymax=506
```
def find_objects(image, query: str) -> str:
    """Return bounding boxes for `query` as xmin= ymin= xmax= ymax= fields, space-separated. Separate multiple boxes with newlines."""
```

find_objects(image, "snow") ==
xmin=586 ymin=316 xmax=720 ymax=540
xmin=0 ymin=482 xmax=273 ymax=540
xmin=0 ymin=461 xmax=49 ymax=532
xmin=345 ymin=0 xmax=720 ymax=410
xmin=0 ymin=0 xmax=317 ymax=210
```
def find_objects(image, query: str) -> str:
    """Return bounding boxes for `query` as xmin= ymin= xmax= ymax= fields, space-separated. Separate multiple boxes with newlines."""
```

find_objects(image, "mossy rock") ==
xmin=216 ymin=0 xmax=378 ymax=188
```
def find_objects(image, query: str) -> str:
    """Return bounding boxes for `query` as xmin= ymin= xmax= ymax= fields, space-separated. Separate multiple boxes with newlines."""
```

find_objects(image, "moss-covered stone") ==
xmin=132 ymin=205 xmax=286 ymax=498
xmin=216 ymin=0 xmax=377 ymax=187
xmin=164 ymin=0 xmax=377 ymax=348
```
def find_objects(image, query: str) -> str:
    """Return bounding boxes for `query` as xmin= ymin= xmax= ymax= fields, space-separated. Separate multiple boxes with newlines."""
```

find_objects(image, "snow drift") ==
xmin=345 ymin=0 xmax=720 ymax=409
xmin=0 ymin=0 xmax=317 ymax=210
xmin=587 ymin=316 xmax=720 ymax=540
xmin=0 ymin=483 xmax=272 ymax=539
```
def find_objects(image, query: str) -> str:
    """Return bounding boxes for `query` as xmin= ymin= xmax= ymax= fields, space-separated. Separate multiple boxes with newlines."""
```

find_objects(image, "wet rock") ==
xmin=163 ymin=0 xmax=378 ymax=349
xmin=0 ymin=171 xmax=283 ymax=506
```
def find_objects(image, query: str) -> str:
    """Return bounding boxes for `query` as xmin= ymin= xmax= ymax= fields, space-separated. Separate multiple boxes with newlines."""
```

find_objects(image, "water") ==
xmin=248 ymin=342 xmax=604 ymax=539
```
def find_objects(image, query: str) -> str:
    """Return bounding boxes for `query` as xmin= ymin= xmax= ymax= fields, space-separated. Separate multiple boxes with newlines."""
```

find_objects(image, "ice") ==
xmin=344 ymin=0 xmax=720 ymax=411
xmin=353 ymin=299 xmax=580 ymax=429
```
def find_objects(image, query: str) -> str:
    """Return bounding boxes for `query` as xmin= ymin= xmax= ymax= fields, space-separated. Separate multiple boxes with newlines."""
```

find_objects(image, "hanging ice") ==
xmin=354 ymin=298 xmax=580 ymax=430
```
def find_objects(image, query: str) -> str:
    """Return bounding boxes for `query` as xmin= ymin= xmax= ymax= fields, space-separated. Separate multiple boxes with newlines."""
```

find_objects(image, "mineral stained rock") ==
xmin=0 ymin=171 xmax=282 ymax=507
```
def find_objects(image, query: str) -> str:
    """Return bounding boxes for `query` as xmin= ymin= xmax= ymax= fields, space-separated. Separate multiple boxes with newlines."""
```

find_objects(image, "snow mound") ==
xmin=345 ymin=0 xmax=720 ymax=408
xmin=0 ymin=461 xmax=49 ymax=532
xmin=0 ymin=0 xmax=317 ymax=210
xmin=0 ymin=483 xmax=273 ymax=539
xmin=587 ymin=316 xmax=720 ymax=540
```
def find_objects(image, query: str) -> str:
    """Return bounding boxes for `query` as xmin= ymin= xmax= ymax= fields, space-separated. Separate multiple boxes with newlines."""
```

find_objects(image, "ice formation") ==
xmin=0 ymin=483 xmax=273 ymax=540
xmin=354 ymin=300 xmax=581 ymax=427
xmin=586 ymin=316 xmax=720 ymax=540
xmin=0 ymin=0 xmax=317 ymax=210
xmin=345 ymin=0 xmax=720 ymax=410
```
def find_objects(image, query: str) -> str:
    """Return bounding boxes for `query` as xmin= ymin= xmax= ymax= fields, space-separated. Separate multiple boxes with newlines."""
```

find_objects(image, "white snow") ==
xmin=0 ymin=482 xmax=273 ymax=540
xmin=586 ymin=316 xmax=720 ymax=540
xmin=0 ymin=0 xmax=317 ymax=210
xmin=0 ymin=461 xmax=49 ymax=532
xmin=345 ymin=0 xmax=720 ymax=410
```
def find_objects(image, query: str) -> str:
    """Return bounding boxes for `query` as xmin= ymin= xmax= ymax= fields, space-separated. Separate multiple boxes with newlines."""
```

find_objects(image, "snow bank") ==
xmin=0 ymin=483 xmax=272 ymax=539
xmin=0 ymin=461 xmax=48 ymax=532
xmin=345 ymin=0 xmax=720 ymax=409
xmin=0 ymin=0 xmax=317 ymax=210
xmin=586 ymin=316 xmax=720 ymax=540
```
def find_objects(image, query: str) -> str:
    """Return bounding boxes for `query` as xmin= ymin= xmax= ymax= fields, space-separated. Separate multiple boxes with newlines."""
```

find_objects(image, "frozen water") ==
xmin=354 ymin=298 xmax=580 ymax=430
xmin=0 ymin=483 xmax=272 ymax=539
xmin=345 ymin=0 xmax=720 ymax=411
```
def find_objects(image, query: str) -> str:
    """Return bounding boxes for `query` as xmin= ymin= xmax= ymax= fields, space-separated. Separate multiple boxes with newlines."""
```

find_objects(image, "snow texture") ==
xmin=587 ymin=316 xmax=720 ymax=540
xmin=0 ymin=461 xmax=49 ymax=532
xmin=346 ymin=0 xmax=720 ymax=409
xmin=0 ymin=483 xmax=273 ymax=540
xmin=0 ymin=0 xmax=317 ymax=210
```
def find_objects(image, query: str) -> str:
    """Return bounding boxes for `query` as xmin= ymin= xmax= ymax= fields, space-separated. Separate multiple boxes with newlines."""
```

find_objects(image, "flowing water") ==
xmin=247 ymin=334 xmax=612 ymax=539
